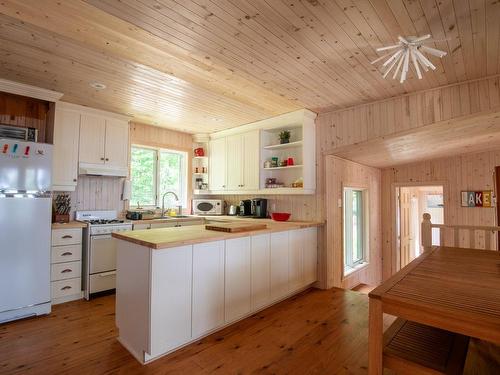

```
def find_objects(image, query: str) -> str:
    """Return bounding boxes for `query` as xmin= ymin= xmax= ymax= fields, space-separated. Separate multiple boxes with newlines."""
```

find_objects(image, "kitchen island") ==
xmin=112 ymin=220 xmax=323 ymax=364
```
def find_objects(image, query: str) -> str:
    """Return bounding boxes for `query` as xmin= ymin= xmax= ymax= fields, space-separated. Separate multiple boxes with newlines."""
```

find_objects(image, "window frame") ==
xmin=130 ymin=144 xmax=188 ymax=208
xmin=343 ymin=187 xmax=370 ymax=277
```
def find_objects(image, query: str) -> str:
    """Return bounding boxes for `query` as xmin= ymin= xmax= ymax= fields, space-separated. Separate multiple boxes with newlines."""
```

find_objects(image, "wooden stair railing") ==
xmin=421 ymin=213 xmax=500 ymax=252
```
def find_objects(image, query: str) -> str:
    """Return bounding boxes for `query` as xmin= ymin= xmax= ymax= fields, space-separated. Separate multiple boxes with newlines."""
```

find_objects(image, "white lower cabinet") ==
xmin=270 ymin=231 xmax=290 ymax=302
xmin=303 ymin=227 xmax=318 ymax=285
xmin=289 ymin=229 xmax=305 ymax=291
xmin=116 ymin=227 xmax=319 ymax=364
xmin=250 ymin=233 xmax=271 ymax=311
xmin=149 ymin=246 xmax=193 ymax=358
xmin=51 ymin=228 xmax=83 ymax=304
xmin=192 ymin=241 xmax=225 ymax=338
xmin=225 ymin=237 xmax=251 ymax=323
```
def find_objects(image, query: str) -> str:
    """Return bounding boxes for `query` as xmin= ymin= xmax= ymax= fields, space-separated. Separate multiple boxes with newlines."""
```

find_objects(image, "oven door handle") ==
xmin=91 ymin=234 xmax=113 ymax=240
xmin=99 ymin=271 xmax=116 ymax=277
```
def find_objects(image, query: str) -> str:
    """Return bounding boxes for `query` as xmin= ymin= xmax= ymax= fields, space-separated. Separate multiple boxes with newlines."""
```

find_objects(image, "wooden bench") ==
xmin=383 ymin=319 xmax=470 ymax=375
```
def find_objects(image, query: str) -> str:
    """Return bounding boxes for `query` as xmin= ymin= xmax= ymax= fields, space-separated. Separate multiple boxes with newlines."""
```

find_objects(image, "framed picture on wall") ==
xmin=461 ymin=191 xmax=493 ymax=207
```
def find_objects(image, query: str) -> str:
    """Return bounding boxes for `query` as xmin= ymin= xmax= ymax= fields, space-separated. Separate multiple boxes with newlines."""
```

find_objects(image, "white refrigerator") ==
xmin=0 ymin=139 xmax=52 ymax=323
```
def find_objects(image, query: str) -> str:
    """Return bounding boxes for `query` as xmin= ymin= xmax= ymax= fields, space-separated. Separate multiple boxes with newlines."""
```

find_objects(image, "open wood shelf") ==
xmin=263 ymin=164 xmax=303 ymax=170
xmin=263 ymin=140 xmax=303 ymax=150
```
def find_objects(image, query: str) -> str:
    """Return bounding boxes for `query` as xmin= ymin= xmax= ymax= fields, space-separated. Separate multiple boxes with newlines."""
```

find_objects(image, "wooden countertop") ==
xmin=52 ymin=221 xmax=87 ymax=229
xmin=112 ymin=220 xmax=324 ymax=249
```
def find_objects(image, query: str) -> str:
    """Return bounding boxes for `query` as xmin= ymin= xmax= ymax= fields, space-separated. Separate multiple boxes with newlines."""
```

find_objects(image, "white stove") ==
xmin=75 ymin=210 xmax=132 ymax=299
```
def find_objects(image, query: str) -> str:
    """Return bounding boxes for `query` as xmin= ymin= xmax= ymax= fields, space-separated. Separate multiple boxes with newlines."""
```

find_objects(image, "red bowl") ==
xmin=271 ymin=212 xmax=291 ymax=222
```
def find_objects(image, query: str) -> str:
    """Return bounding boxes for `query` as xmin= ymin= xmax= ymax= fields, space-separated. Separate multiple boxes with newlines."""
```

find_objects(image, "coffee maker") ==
xmin=239 ymin=200 xmax=252 ymax=216
xmin=251 ymin=198 xmax=268 ymax=218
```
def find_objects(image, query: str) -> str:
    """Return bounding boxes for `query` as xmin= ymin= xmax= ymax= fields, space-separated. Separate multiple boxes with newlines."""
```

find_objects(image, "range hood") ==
xmin=79 ymin=162 xmax=127 ymax=177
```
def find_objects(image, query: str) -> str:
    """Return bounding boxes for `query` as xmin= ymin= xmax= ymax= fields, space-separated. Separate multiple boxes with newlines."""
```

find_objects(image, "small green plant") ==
xmin=279 ymin=130 xmax=291 ymax=144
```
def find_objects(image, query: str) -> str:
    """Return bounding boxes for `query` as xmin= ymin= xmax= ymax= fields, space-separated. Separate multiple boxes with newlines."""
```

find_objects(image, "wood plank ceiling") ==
xmin=0 ymin=0 xmax=499 ymax=133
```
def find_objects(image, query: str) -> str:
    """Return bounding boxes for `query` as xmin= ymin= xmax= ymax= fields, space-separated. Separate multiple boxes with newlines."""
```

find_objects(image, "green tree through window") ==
xmin=130 ymin=146 xmax=187 ymax=208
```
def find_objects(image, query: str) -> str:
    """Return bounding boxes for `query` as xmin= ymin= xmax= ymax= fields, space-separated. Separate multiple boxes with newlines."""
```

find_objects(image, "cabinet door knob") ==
xmin=105 ymin=158 xmax=109 ymax=161
xmin=100 ymin=157 xmax=105 ymax=161
xmin=73 ymin=178 xmax=77 ymax=182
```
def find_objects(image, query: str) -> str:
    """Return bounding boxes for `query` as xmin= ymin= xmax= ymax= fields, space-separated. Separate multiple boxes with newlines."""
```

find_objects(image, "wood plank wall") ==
xmin=129 ymin=121 xmax=193 ymax=150
xmin=320 ymin=75 xmax=500 ymax=154
xmin=0 ymin=91 xmax=50 ymax=142
xmin=381 ymin=150 xmax=500 ymax=279
xmin=70 ymin=122 xmax=193 ymax=216
xmin=325 ymin=156 xmax=382 ymax=289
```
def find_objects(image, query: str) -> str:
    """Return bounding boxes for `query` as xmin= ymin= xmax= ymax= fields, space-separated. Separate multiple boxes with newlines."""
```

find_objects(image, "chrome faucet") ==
xmin=161 ymin=191 xmax=182 ymax=217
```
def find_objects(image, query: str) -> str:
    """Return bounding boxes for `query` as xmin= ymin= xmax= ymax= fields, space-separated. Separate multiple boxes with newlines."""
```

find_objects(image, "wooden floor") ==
xmin=0 ymin=288 xmax=498 ymax=374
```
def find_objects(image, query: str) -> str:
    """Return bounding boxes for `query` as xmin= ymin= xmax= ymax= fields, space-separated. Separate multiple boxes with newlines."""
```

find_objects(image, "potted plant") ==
xmin=279 ymin=130 xmax=291 ymax=144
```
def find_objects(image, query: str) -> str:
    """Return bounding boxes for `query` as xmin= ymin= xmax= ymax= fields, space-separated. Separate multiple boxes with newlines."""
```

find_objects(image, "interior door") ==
xmin=79 ymin=114 xmax=106 ymax=164
xmin=226 ymin=134 xmax=243 ymax=190
xmin=399 ymin=188 xmax=412 ymax=268
xmin=104 ymin=119 xmax=129 ymax=168
xmin=242 ymin=130 xmax=260 ymax=190
xmin=209 ymin=138 xmax=227 ymax=190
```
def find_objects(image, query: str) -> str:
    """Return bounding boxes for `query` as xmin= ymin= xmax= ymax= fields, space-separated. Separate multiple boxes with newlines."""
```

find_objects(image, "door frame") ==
xmin=391 ymin=181 xmax=447 ymax=274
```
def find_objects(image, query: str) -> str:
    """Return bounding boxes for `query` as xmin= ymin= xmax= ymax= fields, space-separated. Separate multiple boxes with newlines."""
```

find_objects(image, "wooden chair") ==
xmin=384 ymin=318 xmax=470 ymax=375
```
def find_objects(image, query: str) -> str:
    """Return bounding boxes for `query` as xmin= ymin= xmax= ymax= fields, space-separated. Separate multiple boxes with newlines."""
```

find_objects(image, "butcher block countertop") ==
xmin=51 ymin=221 xmax=87 ymax=229
xmin=112 ymin=220 xmax=324 ymax=249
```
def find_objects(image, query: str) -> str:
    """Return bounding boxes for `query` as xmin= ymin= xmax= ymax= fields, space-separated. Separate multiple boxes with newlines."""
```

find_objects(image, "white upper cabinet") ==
xmin=104 ymin=118 xmax=129 ymax=168
xmin=201 ymin=109 xmax=316 ymax=195
xmin=52 ymin=105 xmax=80 ymax=191
xmin=242 ymin=130 xmax=260 ymax=190
xmin=209 ymin=137 xmax=227 ymax=190
xmin=77 ymin=108 xmax=129 ymax=176
xmin=209 ymin=129 xmax=260 ymax=192
xmin=79 ymin=114 xmax=106 ymax=165
xmin=225 ymin=134 xmax=243 ymax=190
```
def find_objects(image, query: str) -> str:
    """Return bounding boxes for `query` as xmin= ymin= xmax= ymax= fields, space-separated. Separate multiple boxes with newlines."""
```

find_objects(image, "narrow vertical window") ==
xmin=344 ymin=188 xmax=367 ymax=275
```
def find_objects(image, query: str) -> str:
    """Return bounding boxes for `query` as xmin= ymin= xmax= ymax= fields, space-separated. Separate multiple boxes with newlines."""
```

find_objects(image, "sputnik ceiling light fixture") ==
xmin=371 ymin=34 xmax=447 ymax=83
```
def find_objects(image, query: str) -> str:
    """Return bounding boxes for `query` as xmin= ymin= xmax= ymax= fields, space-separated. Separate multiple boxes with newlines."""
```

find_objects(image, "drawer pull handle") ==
xmin=61 ymin=286 xmax=72 ymax=291
xmin=61 ymin=269 xmax=73 ymax=273
xmin=61 ymin=252 xmax=73 ymax=256
xmin=62 ymin=235 xmax=73 ymax=239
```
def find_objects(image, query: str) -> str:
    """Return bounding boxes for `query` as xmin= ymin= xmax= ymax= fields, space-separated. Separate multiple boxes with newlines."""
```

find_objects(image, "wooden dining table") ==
xmin=368 ymin=246 xmax=500 ymax=375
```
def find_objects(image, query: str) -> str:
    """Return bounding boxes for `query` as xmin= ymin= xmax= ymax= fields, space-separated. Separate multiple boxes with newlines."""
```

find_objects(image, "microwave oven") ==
xmin=192 ymin=199 xmax=224 ymax=215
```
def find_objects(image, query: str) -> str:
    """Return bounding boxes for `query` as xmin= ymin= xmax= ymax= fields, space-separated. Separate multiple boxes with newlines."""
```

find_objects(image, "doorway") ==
xmin=396 ymin=185 xmax=444 ymax=268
